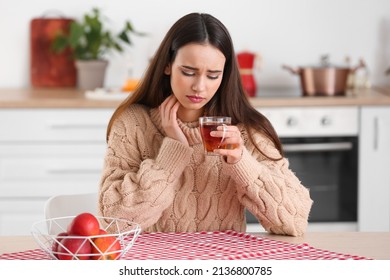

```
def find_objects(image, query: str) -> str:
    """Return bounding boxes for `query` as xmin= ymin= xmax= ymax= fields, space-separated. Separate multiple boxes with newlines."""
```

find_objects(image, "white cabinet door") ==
xmin=359 ymin=107 xmax=390 ymax=231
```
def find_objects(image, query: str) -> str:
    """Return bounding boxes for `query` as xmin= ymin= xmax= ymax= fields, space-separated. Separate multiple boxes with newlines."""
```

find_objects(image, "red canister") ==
xmin=236 ymin=51 xmax=257 ymax=97
xmin=30 ymin=16 xmax=76 ymax=87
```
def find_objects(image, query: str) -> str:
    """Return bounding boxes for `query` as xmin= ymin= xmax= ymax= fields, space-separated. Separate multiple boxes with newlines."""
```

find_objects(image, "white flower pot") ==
xmin=75 ymin=60 xmax=108 ymax=90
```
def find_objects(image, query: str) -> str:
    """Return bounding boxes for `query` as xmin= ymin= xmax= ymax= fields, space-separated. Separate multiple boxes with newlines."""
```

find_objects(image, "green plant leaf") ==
xmin=51 ymin=32 xmax=68 ymax=53
xmin=118 ymin=31 xmax=131 ymax=44
xmin=125 ymin=21 xmax=134 ymax=32
xmin=125 ymin=21 xmax=147 ymax=36
xmin=113 ymin=42 xmax=123 ymax=52
xmin=50 ymin=7 xmax=146 ymax=60
xmin=69 ymin=22 xmax=84 ymax=49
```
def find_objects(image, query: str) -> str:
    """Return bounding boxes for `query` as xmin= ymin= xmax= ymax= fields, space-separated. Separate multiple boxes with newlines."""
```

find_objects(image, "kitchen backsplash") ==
xmin=0 ymin=0 xmax=389 ymax=88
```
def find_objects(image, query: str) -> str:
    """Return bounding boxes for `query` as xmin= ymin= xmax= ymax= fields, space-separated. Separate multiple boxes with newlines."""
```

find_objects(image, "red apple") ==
xmin=57 ymin=237 xmax=92 ymax=260
xmin=67 ymin=212 xmax=100 ymax=236
xmin=51 ymin=232 xmax=68 ymax=259
xmin=90 ymin=235 xmax=121 ymax=260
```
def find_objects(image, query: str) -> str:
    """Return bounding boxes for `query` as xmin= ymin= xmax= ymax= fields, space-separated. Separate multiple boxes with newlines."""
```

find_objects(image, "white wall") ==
xmin=1 ymin=0 xmax=390 ymax=90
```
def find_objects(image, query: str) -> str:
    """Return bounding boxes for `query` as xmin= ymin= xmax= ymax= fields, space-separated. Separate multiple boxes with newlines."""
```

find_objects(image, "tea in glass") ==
xmin=199 ymin=116 xmax=231 ymax=155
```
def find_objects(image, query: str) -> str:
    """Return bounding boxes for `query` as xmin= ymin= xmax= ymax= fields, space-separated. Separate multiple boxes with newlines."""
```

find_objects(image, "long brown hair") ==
xmin=107 ymin=13 xmax=283 ymax=159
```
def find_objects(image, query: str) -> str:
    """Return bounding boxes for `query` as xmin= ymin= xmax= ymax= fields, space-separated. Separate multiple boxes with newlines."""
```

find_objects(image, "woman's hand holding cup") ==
xmin=199 ymin=116 xmax=243 ymax=163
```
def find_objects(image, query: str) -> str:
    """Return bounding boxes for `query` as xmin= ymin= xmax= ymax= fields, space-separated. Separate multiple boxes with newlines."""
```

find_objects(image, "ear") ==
xmin=164 ymin=64 xmax=171 ymax=75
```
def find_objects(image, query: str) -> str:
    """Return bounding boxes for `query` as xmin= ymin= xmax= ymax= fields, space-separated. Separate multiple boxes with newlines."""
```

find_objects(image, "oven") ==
xmin=246 ymin=105 xmax=359 ymax=231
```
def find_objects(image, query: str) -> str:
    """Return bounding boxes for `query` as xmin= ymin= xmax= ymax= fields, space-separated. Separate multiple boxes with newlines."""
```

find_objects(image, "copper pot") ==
xmin=282 ymin=57 xmax=365 ymax=96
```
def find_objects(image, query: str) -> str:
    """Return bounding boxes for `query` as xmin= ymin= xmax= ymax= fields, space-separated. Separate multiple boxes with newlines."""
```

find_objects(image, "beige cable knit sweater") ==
xmin=99 ymin=104 xmax=312 ymax=236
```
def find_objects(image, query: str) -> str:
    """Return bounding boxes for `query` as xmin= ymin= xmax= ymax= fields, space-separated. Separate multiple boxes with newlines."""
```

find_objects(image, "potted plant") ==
xmin=52 ymin=7 xmax=145 ymax=90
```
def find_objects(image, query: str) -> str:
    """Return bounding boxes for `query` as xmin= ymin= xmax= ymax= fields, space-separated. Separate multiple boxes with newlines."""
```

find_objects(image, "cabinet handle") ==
xmin=46 ymin=169 xmax=101 ymax=174
xmin=373 ymin=117 xmax=378 ymax=151
xmin=321 ymin=116 xmax=332 ymax=126
xmin=283 ymin=142 xmax=353 ymax=152
xmin=286 ymin=117 xmax=298 ymax=127
xmin=48 ymin=124 xmax=106 ymax=129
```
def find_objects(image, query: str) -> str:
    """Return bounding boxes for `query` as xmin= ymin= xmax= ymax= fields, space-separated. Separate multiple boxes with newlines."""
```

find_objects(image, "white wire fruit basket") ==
xmin=31 ymin=216 xmax=141 ymax=260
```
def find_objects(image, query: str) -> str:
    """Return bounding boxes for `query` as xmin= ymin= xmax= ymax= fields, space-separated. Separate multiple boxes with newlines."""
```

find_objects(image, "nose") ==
xmin=192 ymin=76 xmax=206 ymax=92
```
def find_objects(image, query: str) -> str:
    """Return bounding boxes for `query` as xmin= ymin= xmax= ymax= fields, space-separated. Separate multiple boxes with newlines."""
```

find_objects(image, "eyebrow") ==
xmin=181 ymin=65 xmax=223 ymax=73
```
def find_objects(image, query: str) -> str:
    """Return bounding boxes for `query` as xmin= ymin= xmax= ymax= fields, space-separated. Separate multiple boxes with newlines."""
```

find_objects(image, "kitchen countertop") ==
xmin=1 ymin=232 xmax=389 ymax=260
xmin=0 ymin=88 xmax=121 ymax=108
xmin=1 ymin=87 xmax=390 ymax=108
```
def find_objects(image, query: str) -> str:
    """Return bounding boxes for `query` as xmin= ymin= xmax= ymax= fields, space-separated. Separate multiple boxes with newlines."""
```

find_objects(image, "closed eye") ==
xmin=180 ymin=65 xmax=222 ymax=80
xmin=181 ymin=70 xmax=195 ymax=77
xmin=182 ymin=71 xmax=220 ymax=80
xmin=207 ymin=74 xmax=220 ymax=80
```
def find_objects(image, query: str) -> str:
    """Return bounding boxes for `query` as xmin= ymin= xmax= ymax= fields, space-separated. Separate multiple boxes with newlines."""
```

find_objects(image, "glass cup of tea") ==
xmin=199 ymin=116 xmax=231 ymax=156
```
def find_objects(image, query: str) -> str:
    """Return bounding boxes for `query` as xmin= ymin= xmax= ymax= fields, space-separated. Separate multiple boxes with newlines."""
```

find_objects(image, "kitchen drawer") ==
xmin=257 ymin=106 xmax=359 ymax=137
xmin=0 ymin=144 xmax=105 ymax=197
xmin=0 ymin=143 xmax=106 ymax=156
xmin=0 ymin=161 xmax=103 ymax=197
xmin=0 ymin=108 xmax=114 ymax=141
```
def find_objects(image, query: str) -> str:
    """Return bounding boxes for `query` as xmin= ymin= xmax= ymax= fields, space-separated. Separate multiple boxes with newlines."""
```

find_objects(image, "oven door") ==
xmin=246 ymin=136 xmax=358 ymax=224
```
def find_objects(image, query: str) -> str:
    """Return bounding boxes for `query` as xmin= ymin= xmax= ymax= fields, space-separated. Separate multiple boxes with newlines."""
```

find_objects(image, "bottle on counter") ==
xmin=345 ymin=56 xmax=356 ymax=89
xmin=345 ymin=56 xmax=371 ymax=89
xmin=121 ymin=62 xmax=140 ymax=92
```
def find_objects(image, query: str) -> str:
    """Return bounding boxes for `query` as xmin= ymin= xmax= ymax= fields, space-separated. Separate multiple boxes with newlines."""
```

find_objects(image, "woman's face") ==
xmin=165 ymin=43 xmax=226 ymax=121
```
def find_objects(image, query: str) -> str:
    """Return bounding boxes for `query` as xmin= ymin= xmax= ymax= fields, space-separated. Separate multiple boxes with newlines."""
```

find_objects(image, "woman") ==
xmin=99 ymin=13 xmax=312 ymax=236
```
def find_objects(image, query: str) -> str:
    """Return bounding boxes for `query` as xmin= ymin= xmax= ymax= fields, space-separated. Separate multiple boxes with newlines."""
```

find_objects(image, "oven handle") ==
xmin=283 ymin=142 xmax=353 ymax=152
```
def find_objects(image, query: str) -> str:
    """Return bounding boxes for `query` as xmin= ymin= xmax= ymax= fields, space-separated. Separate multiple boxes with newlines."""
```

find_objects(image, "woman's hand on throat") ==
xmin=159 ymin=95 xmax=189 ymax=146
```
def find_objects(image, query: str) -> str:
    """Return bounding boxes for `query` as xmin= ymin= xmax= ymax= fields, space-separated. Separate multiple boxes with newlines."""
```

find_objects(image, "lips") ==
xmin=187 ymin=95 xmax=204 ymax=103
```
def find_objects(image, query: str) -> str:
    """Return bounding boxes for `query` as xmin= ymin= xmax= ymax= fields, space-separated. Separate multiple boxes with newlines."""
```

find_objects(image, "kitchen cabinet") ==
xmin=0 ymin=108 xmax=114 ymax=235
xmin=359 ymin=106 xmax=390 ymax=231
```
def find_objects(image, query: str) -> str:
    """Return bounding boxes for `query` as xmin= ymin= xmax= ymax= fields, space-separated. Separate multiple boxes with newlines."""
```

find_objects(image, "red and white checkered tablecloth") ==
xmin=0 ymin=231 xmax=371 ymax=260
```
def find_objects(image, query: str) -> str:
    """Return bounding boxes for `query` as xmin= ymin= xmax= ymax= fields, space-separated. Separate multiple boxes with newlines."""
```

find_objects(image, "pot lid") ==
xmin=303 ymin=55 xmax=350 ymax=69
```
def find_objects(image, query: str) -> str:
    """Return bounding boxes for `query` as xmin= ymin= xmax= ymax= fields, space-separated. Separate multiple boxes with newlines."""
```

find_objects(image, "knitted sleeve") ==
xmin=221 ymin=131 xmax=313 ymax=237
xmin=98 ymin=107 xmax=192 ymax=230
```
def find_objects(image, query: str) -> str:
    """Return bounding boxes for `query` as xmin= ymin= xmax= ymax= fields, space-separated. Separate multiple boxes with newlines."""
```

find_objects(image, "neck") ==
xmin=177 ymin=107 xmax=204 ymax=122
